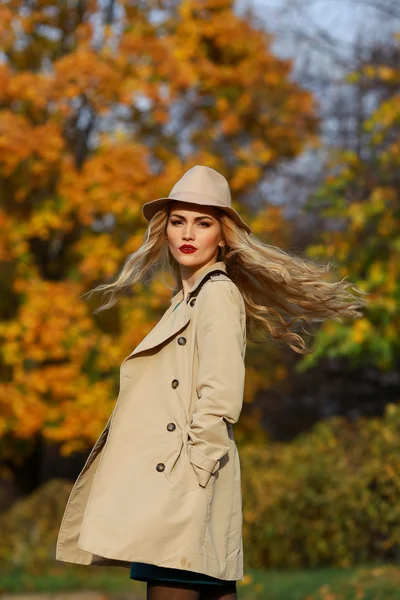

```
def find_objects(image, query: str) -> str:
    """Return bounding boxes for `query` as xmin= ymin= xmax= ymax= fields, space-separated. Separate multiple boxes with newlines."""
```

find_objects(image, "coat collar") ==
xmin=122 ymin=261 xmax=228 ymax=362
xmin=170 ymin=260 xmax=227 ymax=308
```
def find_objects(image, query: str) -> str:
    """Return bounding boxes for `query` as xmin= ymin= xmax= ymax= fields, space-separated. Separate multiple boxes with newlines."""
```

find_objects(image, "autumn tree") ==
xmin=0 ymin=0 xmax=318 ymax=491
xmin=250 ymin=6 xmax=400 ymax=436
xmin=303 ymin=32 xmax=400 ymax=373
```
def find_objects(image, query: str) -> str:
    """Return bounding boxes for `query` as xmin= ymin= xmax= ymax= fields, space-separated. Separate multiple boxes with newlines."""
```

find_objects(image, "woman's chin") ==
xmin=175 ymin=253 xmax=201 ymax=265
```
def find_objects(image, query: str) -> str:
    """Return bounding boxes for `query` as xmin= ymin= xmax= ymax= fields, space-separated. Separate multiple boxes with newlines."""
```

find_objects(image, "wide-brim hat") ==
xmin=142 ymin=165 xmax=251 ymax=234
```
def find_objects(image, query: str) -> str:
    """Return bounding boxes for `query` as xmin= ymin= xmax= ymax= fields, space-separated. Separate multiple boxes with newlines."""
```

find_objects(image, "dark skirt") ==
xmin=130 ymin=561 xmax=237 ymax=586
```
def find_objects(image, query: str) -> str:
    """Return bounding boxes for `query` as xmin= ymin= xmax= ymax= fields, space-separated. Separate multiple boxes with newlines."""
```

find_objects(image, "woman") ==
xmin=55 ymin=165 xmax=366 ymax=600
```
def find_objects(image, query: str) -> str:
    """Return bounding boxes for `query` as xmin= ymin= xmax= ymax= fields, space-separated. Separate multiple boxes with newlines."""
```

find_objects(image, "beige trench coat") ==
xmin=55 ymin=261 xmax=247 ymax=581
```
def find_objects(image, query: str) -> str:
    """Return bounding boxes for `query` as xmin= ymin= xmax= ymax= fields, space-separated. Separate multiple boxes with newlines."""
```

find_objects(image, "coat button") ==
xmin=171 ymin=379 xmax=179 ymax=388
xmin=177 ymin=336 xmax=186 ymax=345
xmin=167 ymin=422 xmax=176 ymax=431
xmin=189 ymin=298 xmax=196 ymax=307
xmin=156 ymin=463 xmax=165 ymax=472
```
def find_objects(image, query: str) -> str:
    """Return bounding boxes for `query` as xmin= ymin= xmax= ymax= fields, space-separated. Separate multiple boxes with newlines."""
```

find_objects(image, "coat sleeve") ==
xmin=187 ymin=281 xmax=246 ymax=488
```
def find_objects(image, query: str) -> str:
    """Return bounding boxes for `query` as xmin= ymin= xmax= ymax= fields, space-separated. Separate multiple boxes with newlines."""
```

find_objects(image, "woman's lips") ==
xmin=179 ymin=246 xmax=197 ymax=253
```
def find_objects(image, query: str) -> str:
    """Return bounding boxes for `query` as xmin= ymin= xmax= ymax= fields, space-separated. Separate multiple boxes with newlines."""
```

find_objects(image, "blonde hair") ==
xmin=82 ymin=206 xmax=368 ymax=354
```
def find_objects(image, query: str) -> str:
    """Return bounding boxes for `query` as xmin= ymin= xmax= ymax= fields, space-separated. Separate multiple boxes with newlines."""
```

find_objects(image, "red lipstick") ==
xmin=179 ymin=245 xmax=197 ymax=253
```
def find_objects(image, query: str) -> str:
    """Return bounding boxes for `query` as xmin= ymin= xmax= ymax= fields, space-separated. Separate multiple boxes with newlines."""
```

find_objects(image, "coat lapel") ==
xmin=122 ymin=261 xmax=227 ymax=362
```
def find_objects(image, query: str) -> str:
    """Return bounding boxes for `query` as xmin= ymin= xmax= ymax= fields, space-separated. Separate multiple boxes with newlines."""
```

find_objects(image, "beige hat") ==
xmin=142 ymin=165 xmax=251 ymax=234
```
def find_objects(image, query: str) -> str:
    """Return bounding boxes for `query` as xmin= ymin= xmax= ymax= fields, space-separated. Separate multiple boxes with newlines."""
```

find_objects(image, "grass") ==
xmin=2 ymin=562 xmax=400 ymax=599
xmin=236 ymin=563 xmax=400 ymax=599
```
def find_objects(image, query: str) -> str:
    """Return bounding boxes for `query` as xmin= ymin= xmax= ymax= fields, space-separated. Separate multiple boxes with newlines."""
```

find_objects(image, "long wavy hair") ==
xmin=81 ymin=206 xmax=368 ymax=354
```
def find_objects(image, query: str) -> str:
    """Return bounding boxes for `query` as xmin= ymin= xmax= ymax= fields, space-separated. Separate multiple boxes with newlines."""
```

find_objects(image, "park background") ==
xmin=0 ymin=0 xmax=399 ymax=598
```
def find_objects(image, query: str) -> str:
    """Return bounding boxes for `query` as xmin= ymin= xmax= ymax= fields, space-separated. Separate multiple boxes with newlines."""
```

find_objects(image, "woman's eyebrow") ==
xmin=169 ymin=213 xmax=214 ymax=221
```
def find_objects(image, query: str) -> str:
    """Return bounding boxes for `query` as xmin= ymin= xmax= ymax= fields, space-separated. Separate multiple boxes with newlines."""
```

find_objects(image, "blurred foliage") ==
xmin=0 ymin=0 xmax=318 ymax=465
xmin=301 ymin=32 xmax=400 ymax=372
xmin=240 ymin=401 xmax=400 ymax=569
xmin=2 ymin=404 xmax=400 ymax=575
xmin=0 ymin=478 xmax=71 ymax=574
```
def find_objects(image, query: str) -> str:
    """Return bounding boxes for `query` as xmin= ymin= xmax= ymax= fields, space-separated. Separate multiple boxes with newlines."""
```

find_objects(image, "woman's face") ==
xmin=165 ymin=201 xmax=225 ymax=271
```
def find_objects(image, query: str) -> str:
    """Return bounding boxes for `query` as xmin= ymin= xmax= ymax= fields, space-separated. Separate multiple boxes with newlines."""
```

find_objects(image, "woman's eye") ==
xmin=170 ymin=220 xmax=210 ymax=227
